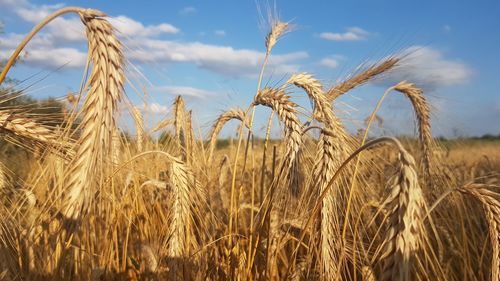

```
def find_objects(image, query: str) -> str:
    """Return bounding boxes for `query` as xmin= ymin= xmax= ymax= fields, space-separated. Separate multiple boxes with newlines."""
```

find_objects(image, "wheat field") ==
xmin=0 ymin=7 xmax=499 ymax=281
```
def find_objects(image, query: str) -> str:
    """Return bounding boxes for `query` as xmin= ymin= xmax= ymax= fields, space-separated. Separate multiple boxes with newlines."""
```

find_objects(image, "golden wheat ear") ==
xmin=393 ymin=81 xmax=433 ymax=184
xmin=326 ymin=58 xmax=399 ymax=102
xmin=253 ymin=87 xmax=302 ymax=184
xmin=311 ymin=129 xmax=344 ymax=280
xmin=376 ymin=145 xmax=427 ymax=281
xmin=458 ymin=184 xmax=500 ymax=281
xmin=131 ymin=106 xmax=145 ymax=152
xmin=62 ymin=9 xmax=125 ymax=220
xmin=0 ymin=110 xmax=72 ymax=154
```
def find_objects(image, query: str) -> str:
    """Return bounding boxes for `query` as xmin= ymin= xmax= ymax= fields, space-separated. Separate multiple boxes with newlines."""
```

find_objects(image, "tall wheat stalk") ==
xmin=207 ymin=108 xmax=248 ymax=164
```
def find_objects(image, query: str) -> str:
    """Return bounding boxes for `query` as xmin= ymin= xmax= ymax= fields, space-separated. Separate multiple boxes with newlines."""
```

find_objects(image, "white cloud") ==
xmin=376 ymin=46 xmax=472 ymax=90
xmin=22 ymin=47 xmax=87 ymax=68
xmin=0 ymin=0 xmax=28 ymax=7
xmin=126 ymin=39 xmax=308 ymax=77
xmin=320 ymin=27 xmax=370 ymax=41
xmin=0 ymin=0 xmax=307 ymax=77
xmin=320 ymin=57 xmax=339 ymax=68
xmin=152 ymin=86 xmax=217 ymax=98
xmin=443 ymin=25 xmax=451 ymax=32
xmin=142 ymin=102 xmax=169 ymax=114
xmin=214 ymin=30 xmax=226 ymax=37
xmin=109 ymin=16 xmax=179 ymax=37
xmin=179 ymin=6 xmax=197 ymax=15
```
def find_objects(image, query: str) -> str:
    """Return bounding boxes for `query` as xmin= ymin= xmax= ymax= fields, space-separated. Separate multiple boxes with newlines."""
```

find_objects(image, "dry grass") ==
xmin=0 ymin=6 xmax=498 ymax=281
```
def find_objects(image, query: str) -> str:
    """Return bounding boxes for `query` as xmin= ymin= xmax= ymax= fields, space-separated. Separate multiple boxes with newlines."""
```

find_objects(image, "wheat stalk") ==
xmin=207 ymin=108 xmax=248 ymax=164
xmin=62 ymin=9 xmax=124 ymax=219
xmin=394 ymin=81 xmax=432 ymax=182
xmin=377 ymin=145 xmax=427 ymax=281
xmin=458 ymin=184 xmax=500 ymax=281
xmin=326 ymin=58 xmax=399 ymax=102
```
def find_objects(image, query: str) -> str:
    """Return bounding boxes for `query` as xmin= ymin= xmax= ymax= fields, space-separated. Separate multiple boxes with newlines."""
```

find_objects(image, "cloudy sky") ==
xmin=1 ymin=0 xmax=499 ymax=137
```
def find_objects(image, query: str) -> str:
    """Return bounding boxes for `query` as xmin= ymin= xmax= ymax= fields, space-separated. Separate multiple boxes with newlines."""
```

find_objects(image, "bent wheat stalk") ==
xmin=394 ymin=81 xmax=432 ymax=182
xmin=253 ymin=87 xmax=302 ymax=180
xmin=207 ymin=108 xmax=248 ymax=164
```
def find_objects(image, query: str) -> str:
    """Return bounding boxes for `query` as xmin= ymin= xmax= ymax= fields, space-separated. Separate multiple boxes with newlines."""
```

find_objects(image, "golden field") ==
xmin=0 ymin=7 xmax=499 ymax=281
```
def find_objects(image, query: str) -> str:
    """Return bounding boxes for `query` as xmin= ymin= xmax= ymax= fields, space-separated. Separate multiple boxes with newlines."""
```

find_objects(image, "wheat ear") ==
xmin=458 ymin=184 xmax=500 ymax=281
xmin=377 ymin=144 xmax=427 ymax=281
xmin=326 ymin=58 xmax=399 ymax=102
xmin=131 ymin=106 xmax=144 ymax=152
xmin=151 ymin=117 xmax=173 ymax=133
xmin=62 ymin=9 xmax=124 ymax=219
xmin=265 ymin=21 xmax=289 ymax=55
xmin=207 ymin=108 xmax=248 ymax=164
xmin=394 ymin=81 xmax=432 ymax=182
xmin=173 ymin=95 xmax=186 ymax=143
xmin=0 ymin=110 xmax=70 ymax=150
xmin=167 ymin=157 xmax=197 ymax=257
xmin=285 ymin=73 xmax=350 ymax=141
xmin=311 ymin=129 xmax=344 ymax=279
xmin=253 ymin=87 xmax=302 ymax=178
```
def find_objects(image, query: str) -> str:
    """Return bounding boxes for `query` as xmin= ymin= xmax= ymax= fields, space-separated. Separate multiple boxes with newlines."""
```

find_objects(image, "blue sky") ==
xmin=1 ymin=0 xmax=499 ymax=137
